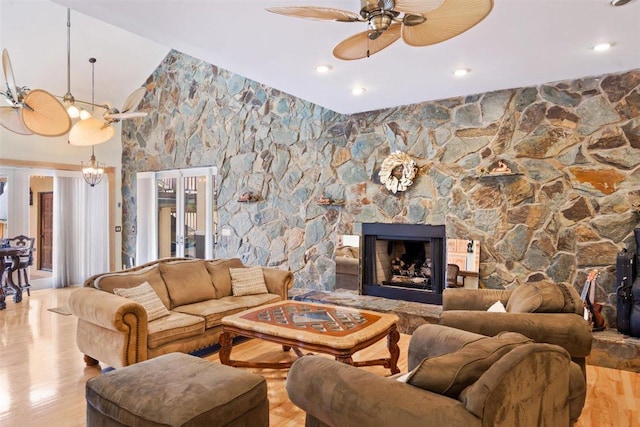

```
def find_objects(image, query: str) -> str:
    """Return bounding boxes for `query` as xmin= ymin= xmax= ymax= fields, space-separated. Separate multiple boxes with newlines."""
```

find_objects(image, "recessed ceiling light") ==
xmin=453 ymin=68 xmax=471 ymax=77
xmin=592 ymin=43 xmax=612 ymax=52
xmin=351 ymin=87 xmax=366 ymax=96
xmin=316 ymin=64 xmax=333 ymax=74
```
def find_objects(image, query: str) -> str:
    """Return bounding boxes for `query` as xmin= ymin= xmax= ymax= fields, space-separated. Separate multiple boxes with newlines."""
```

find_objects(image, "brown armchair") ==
xmin=286 ymin=324 xmax=586 ymax=427
xmin=439 ymin=280 xmax=593 ymax=375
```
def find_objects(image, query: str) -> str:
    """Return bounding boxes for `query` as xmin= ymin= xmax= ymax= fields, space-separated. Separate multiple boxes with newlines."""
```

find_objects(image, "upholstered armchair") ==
xmin=286 ymin=324 xmax=586 ymax=427
xmin=439 ymin=280 xmax=593 ymax=375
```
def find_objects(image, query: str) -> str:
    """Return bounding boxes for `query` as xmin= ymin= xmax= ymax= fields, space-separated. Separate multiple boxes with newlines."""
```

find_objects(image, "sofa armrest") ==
xmin=286 ymin=356 xmax=480 ymax=427
xmin=442 ymin=288 xmax=513 ymax=311
xmin=439 ymin=311 xmax=592 ymax=358
xmin=262 ymin=268 xmax=293 ymax=299
xmin=68 ymin=287 xmax=149 ymax=367
xmin=68 ymin=287 xmax=149 ymax=331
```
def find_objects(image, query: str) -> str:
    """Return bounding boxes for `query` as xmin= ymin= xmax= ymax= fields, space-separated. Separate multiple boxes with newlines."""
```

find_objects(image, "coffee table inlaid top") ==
xmin=221 ymin=301 xmax=399 ymax=350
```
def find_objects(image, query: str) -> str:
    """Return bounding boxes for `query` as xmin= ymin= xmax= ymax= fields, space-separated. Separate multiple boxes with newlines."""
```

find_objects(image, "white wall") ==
xmin=0 ymin=0 xmax=169 ymax=269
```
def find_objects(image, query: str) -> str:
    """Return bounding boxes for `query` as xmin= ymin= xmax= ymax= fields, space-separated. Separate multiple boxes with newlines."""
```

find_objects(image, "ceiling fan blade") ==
xmin=2 ymin=49 xmax=19 ymax=103
xmin=333 ymin=23 xmax=402 ymax=60
xmin=402 ymin=0 xmax=493 ymax=47
xmin=394 ymin=0 xmax=445 ymax=14
xmin=20 ymin=89 xmax=71 ymax=137
xmin=120 ymin=87 xmax=146 ymax=113
xmin=0 ymin=106 xmax=32 ymax=135
xmin=267 ymin=7 xmax=362 ymax=22
xmin=104 ymin=111 xmax=147 ymax=121
xmin=68 ymin=117 xmax=115 ymax=146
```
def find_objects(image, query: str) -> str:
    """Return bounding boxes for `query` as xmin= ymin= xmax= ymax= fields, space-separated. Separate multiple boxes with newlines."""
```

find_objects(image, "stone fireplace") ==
xmin=361 ymin=223 xmax=446 ymax=304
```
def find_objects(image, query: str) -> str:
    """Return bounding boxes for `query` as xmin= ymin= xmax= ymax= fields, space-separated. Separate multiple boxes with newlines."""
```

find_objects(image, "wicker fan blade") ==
xmin=267 ymin=7 xmax=362 ymax=22
xmin=0 ymin=107 xmax=32 ymax=135
xmin=104 ymin=111 xmax=147 ymax=121
xmin=2 ymin=49 xmax=19 ymax=103
xmin=120 ymin=87 xmax=146 ymax=113
xmin=394 ymin=0 xmax=445 ymax=14
xmin=402 ymin=0 xmax=493 ymax=47
xmin=68 ymin=117 xmax=115 ymax=146
xmin=333 ymin=23 xmax=402 ymax=60
xmin=20 ymin=89 xmax=71 ymax=137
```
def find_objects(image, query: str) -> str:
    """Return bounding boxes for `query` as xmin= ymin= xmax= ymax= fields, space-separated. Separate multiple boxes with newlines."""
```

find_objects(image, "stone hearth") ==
xmin=290 ymin=288 xmax=640 ymax=373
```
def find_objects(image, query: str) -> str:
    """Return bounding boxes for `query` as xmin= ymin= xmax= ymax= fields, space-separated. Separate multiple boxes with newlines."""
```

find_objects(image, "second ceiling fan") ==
xmin=268 ymin=0 xmax=494 ymax=60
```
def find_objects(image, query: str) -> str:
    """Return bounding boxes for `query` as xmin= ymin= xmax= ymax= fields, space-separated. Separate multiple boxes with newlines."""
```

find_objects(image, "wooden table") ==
xmin=219 ymin=301 xmax=400 ymax=374
xmin=0 ymin=247 xmax=28 ymax=309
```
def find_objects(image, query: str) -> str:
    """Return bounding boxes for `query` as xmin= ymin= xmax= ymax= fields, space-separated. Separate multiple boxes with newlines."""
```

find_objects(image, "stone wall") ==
xmin=122 ymin=50 xmax=640 ymax=324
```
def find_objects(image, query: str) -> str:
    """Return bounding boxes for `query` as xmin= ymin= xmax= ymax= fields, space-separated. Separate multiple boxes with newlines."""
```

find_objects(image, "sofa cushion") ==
xmin=95 ymin=265 xmax=171 ymax=309
xmin=229 ymin=266 xmax=269 ymax=296
xmin=113 ymin=282 xmax=171 ymax=322
xmin=405 ymin=331 xmax=531 ymax=397
xmin=159 ymin=260 xmax=216 ymax=309
xmin=506 ymin=280 xmax=582 ymax=314
xmin=147 ymin=311 xmax=205 ymax=349
xmin=205 ymin=258 xmax=245 ymax=298
xmin=174 ymin=293 xmax=281 ymax=329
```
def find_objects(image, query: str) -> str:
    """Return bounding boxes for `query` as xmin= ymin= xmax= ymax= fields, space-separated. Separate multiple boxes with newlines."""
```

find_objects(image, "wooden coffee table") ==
xmin=219 ymin=300 xmax=400 ymax=374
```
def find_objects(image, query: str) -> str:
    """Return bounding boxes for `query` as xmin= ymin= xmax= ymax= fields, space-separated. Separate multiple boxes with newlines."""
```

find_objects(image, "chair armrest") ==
xmin=442 ymin=288 xmax=512 ymax=311
xmin=262 ymin=267 xmax=293 ymax=299
xmin=286 ymin=356 xmax=480 ymax=427
xmin=439 ymin=311 xmax=592 ymax=357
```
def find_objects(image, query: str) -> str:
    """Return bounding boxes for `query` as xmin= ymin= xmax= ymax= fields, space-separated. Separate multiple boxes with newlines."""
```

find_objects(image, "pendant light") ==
xmin=69 ymin=57 xmax=114 ymax=146
xmin=82 ymin=145 xmax=105 ymax=187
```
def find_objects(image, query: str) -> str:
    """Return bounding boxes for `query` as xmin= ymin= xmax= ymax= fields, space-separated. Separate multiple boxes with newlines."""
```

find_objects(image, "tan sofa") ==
xmin=68 ymin=257 xmax=293 ymax=368
xmin=286 ymin=324 xmax=586 ymax=427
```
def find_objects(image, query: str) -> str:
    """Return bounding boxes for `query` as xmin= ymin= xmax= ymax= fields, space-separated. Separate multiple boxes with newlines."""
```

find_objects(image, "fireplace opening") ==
xmin=361 ymin=223 xmax=445 ymax=304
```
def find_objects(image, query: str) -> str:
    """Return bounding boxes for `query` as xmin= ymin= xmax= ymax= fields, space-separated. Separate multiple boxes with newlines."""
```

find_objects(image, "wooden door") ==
xmin=39 ymin=192 xmax=53 ymax=271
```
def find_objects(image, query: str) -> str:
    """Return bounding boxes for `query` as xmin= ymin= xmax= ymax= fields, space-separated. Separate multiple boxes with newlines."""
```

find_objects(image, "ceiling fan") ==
xmin=267 ymin=0 xmax=494 ymax=60
xmin=0 ymin=8 xmax=148 ymax=145
xmin=1 ymin=49 xmax=72 ymax=137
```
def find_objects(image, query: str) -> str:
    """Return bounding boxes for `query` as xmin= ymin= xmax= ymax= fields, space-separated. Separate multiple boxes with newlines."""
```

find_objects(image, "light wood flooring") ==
xmin=0 ymin=287 xmax=639 ymax=427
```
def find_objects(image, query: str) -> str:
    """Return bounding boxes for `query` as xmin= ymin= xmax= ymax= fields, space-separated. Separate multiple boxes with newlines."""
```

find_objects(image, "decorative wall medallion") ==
xmin=378 ymin=151 xmax=417 ymax=193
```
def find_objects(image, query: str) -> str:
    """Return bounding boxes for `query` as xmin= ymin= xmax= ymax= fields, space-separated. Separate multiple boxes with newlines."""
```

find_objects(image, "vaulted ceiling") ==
xmin=3 ymin=0 xmax=640 ymax=117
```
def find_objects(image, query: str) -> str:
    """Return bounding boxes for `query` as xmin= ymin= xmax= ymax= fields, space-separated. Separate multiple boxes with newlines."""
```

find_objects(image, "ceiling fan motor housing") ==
xmin=610 ymin=0 xmax=634 ymax=5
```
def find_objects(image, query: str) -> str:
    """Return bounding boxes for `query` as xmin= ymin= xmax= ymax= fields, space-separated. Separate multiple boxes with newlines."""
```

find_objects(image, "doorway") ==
xmin=136 ymin=167 xmax=217 ymax=264
xmin=39 ymin=191 xmax=53 ymax=271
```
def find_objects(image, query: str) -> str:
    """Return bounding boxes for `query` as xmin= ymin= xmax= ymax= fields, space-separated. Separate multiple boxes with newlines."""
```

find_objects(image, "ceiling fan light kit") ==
xmin=268 ymin=0 xmax=493 ymax=60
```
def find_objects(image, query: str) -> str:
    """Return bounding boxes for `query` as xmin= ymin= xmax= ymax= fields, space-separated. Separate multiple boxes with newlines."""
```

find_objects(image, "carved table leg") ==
xmin=219 ymin=332 xmax=234 ymax=366
xmin=6 ymin=254 xmax=22 ymax=303
xmin=335 ymin=355 xmax=354 ymax=365
xmin=0 ymin=257 xmax=6 ymax=309
xmin=387 ymin=325 xmax=401 ymax=374
xmin=84 ymin=355 xmax=99 ymax=366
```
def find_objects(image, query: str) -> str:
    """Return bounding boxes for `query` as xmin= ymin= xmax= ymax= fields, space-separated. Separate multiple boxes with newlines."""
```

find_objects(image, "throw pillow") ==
xmin=113 ymin=281 xmax=171 ymax=321
xmin=405 ymin=331 xmax=531 ymax=397
xmin=487 ymin=300 xmax=507 ymax=312
xmin=229 ymin=266 xmax=268 ymax=296
xmin=507 ymin=280 xmax=581 ymax=314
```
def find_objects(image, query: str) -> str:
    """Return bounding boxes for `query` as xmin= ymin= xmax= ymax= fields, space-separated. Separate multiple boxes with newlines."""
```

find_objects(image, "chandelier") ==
xmin=82 ymin=145 xmax=104 ymax=187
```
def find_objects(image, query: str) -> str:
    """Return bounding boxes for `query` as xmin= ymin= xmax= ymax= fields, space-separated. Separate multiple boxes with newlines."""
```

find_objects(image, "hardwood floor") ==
xmin=0 ymin=287 xmax=638 ymax=427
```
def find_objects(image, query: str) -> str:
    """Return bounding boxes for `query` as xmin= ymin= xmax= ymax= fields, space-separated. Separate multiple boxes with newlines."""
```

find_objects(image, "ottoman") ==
xmin=86 ymin=352 xmax=269 ymax=427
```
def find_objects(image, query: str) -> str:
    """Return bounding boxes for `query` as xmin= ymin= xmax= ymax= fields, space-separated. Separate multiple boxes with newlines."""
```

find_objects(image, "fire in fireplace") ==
xmin=361 ymin=223 xmax=446 ymax=304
